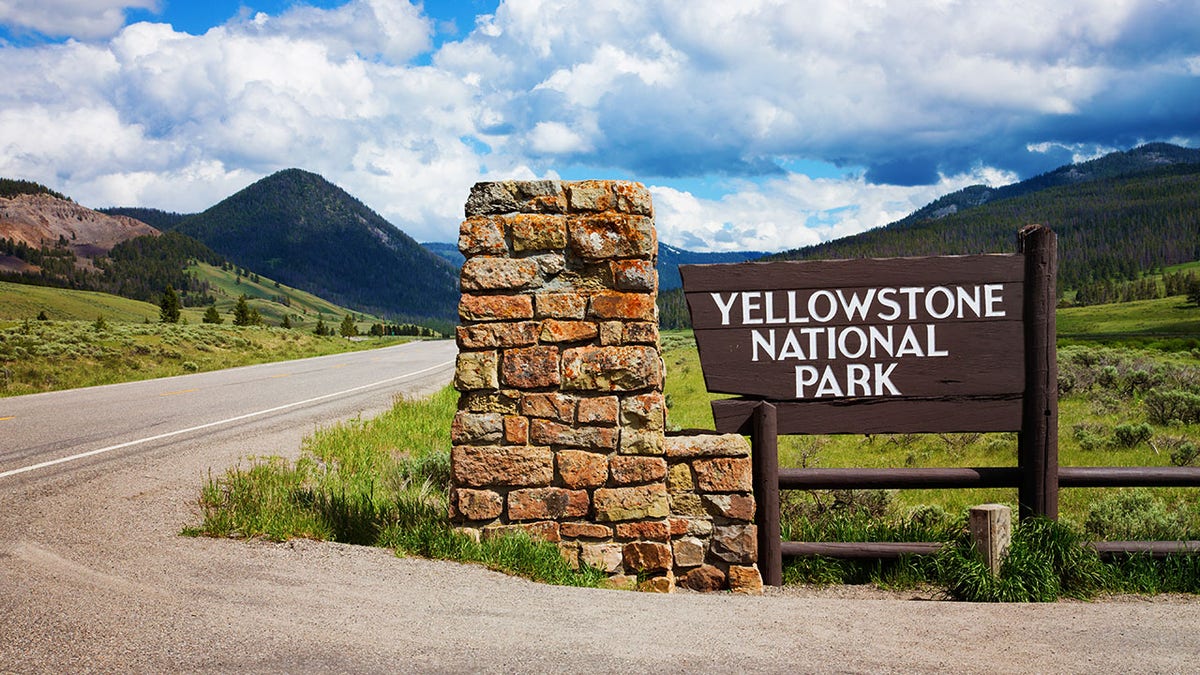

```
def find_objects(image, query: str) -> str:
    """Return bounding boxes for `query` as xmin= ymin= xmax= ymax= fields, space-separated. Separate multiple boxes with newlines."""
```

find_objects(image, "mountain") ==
xmin=658 ymin=244 xmax=768 ymax=290
xmin=422 ymin=241 xmax=465 ymax=268
xmin=167 ymin=169 xmax=459 ymax=322
xmin=767 ymin=145 xmax=1200 ymax=290
xmin=896 ymin=143 xmax=1200 ymax=225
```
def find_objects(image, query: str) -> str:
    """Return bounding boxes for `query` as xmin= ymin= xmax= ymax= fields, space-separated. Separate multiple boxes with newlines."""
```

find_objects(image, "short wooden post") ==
xmin=1018 ymin=225 xmax=1058 ymax=520
xmin=752 ymin=401 xmax=782 ymax=587
xmin=969 ymin=504 xmax=1012 ymax=577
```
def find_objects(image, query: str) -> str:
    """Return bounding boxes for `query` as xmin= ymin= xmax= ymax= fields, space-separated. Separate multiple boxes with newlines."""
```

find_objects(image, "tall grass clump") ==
xmin=188 ymin=386 xmax=604 ymax=588
xmin=937 ymin=517 xmax=1109 ymax=602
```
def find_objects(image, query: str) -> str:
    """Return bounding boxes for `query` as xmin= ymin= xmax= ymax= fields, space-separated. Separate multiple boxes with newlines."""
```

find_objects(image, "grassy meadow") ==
xmin=0 ymin=273 xmax=436 ymax=397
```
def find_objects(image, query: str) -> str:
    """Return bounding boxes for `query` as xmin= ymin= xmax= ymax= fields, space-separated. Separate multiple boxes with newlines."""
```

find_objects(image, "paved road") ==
xmin=2 ymin=339 xmax=1199 ymax=673
xmin=0 ymin=340 xmax=458 ymax=480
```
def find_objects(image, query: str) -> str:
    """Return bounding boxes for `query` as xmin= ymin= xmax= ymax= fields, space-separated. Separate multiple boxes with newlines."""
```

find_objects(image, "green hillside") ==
xmin=1 ymin=264 xmax=382 ymax=335
xmin=0 ymin=280 xmax=158 ymax=323
xmin=190 ymin=262 xmax=379 ymax=330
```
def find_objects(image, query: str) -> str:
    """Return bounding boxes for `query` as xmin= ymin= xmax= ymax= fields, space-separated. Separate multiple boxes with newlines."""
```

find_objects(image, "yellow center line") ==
xmin=270 ymin=374 xmax=291 ymax=379
xmin=0 ymin=416 xmax=14 ymax=422
xmin=332 ymin=364 xmax=348 ymax=369
xmin=160 ymin=388 xmax=198 ymax=397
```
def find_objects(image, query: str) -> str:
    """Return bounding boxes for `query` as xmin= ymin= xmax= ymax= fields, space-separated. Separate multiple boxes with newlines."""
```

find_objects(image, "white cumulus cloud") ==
xmin=0 ymin=0 xmax=158 ymax=40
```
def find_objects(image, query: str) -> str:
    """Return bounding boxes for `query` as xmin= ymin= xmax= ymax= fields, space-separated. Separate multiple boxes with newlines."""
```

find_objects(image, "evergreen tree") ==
xmin=159 ymin=284 xmax=181 ymax=323
xmin=232 ymin=294 xmax=253 ymax=326
xmin=281 ymin=314 xmax=292 ymax=329
xmin=339 ymin=315 xmax=358 ymax=337
xmin=202 ymin=305 xmax=223 ymax=324
xmin=1188 ymin=278 xmax=1200 ymax=307
xmin=313 ymin=318 xmax=329 ymax=336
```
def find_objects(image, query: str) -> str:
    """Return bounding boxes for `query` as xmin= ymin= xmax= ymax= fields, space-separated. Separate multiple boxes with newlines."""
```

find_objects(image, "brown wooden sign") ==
xmin=681 ymin=254 xmax=1027 ymax=432
xmin=680 ymin=226 xmax=1063 ymax=587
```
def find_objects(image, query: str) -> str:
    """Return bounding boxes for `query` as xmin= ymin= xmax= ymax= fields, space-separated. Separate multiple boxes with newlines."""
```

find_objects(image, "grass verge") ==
xmin=185 ymin=386 xmax=606 ymax=589
xmin=0 ymin=319 xmax=421 ymax=397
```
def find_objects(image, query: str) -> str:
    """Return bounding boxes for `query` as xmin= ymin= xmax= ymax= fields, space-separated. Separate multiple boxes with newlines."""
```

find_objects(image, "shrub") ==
xmin=1144 ymin=389 xmax=1200 ymax=425
xmin=1162 ymin=436 xmax=1200 ymax=467
xmin=1072 ymin=422 xmax=1108 ymax=452
xmin=1112 ymin=422 xmax=1153 ymax=448
xmin=1084 ymin=489 xmax=1183 ymax=540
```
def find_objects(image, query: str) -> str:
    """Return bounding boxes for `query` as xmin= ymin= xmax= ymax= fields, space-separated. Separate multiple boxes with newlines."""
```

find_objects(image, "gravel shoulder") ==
xmin=2 ymin=352 xmax=1198 ymax=673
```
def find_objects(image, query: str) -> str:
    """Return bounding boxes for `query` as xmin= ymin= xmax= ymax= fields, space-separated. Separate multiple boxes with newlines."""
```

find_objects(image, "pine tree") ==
xmin=314 ymin=318 xmax=328 ymax=336
xmin=202 ymin=305 xmax=223 ymax=324
xmin=159 ymin=284 xmax=181 ymax=323
xmin=232 ymin=294 xmax=253 ymax=326
xmin=339 ymin=315 xmax=358 ymax=337
xmin=1187 ymin=278 xmax=1200 ymax=307
xmin=281 ymin=314 xmax=292 ymax=329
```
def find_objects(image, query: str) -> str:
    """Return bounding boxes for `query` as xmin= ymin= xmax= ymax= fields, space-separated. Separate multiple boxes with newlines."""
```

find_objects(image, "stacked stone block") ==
xmin=664 ymin=432 xmax=762 ymax=593
xmin=452 ymin=179 xmax=761 ymax=593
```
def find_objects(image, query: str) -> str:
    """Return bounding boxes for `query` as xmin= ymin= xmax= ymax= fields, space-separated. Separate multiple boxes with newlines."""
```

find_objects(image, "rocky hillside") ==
xmin=0 ymin=192 xmax=158 ymax=265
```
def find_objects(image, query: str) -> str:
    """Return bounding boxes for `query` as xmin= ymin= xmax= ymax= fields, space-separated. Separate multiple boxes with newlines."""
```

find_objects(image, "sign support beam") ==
xmin=1017 ymin=224 xmax=1058 ymax=519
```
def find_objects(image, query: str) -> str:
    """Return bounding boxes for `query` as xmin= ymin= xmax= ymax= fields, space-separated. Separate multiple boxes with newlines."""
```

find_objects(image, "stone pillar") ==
xmin=451 ymin=180 xmax=761 ymax=593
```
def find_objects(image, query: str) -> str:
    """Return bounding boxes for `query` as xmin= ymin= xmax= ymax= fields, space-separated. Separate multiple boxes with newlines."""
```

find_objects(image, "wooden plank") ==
xmin=685 ymin=285 xmax=1025 ymax=330
xmin=712 ymin=396 xmax=1023 ymax=435
xmin=751 ymin=402 xmax=782 ymax=587
xmin=693 ymin=321 xmax=1025 ymax=400
xmin=781 ymin=541 xmax=945 ymax=558
xmin=1017 ymin=225 xmax=1058 ymax=519
xmin=778 ymin=467 xmax=1021 ymax=490
xmin=1059 ymin=466 xmax=1200 ymax=488
xmin=680 ymin=254 xmax=1024 ymax=292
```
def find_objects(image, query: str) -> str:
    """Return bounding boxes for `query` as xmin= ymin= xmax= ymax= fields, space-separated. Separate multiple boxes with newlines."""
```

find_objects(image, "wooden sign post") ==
xmin=680 ymin=225 xmax=1058 ymax=585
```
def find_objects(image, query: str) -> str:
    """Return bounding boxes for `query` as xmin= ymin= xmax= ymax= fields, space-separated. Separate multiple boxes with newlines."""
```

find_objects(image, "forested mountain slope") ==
xmin=768 ymin=163 xmax=1200 ymax=290
xmin=168 ymin=169 xmax=459 ymax=322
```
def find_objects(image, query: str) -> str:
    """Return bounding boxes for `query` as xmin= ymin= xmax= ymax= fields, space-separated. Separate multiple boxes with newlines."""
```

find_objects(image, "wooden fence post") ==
xmin=1018 ymin=225 xmax=1058 ymax=519
xmin=752 ymin=401 xmax=782 ymax=586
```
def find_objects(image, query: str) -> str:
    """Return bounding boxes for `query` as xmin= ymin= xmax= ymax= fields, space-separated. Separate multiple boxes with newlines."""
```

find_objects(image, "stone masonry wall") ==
xmin=451 ymin=179 xmax=761 ymax=593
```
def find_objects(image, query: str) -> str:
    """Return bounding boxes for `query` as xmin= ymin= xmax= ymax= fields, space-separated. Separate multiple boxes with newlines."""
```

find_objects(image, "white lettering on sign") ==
xmin=711 ymin=284 xmax=1007 ymax=399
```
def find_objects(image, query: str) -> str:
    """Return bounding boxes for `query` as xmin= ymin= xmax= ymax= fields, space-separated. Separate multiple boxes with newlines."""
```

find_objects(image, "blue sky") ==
xmin=0 ymin=1 xmax=1197 ymax=251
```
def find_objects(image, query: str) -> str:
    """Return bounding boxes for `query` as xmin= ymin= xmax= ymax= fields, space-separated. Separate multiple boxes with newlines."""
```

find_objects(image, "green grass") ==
xmin=0 ymin=280 xmax=159 ymax=323
xmin=187 ymin=387 xmax=607 ymax=588
xmin=0 ymin=319 xmax=417 ymax=397
xmin=1059 ymin=295 xmax=1200 ymax=350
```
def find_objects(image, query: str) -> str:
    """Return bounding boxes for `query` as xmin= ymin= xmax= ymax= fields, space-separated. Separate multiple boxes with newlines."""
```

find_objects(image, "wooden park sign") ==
xmin=681 ymin=225 xmax=1060 ymax=585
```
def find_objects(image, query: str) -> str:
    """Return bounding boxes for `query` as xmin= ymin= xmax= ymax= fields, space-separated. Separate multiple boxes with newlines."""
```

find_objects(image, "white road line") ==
xmin=0 ymin=359 xmax=455 ymax=481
